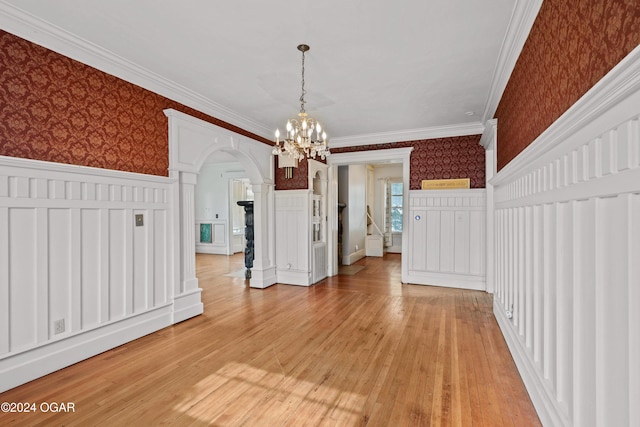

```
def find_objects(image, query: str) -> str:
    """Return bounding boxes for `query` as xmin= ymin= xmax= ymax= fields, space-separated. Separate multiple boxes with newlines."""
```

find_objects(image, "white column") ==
xmin=249 ymin=183 xmax=277 ymax=288
xmin=172 ymin=171 xmax=203 ymax=322
xmin=480 ymin=119 xmax=497 ymax=293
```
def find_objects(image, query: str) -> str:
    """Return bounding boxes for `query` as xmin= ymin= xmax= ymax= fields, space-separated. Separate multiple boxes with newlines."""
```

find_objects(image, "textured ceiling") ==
xmin=1 ymin=0 xmax=520 ymax=145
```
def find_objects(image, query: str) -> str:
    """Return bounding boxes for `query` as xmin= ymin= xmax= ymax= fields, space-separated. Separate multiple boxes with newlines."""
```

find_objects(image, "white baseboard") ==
xmin=172 ymin=289 xmax=204 ymax=323
xmin=0 ymin=304 xmax=173 ymax=393
xmin=405 ymin=270 xmax=486 ymax=291
xmin=493 ymin=300 xmax=567 ymax=427
xmin=276 ymin=269 xmax=312 ymax=286
xmin=196 ymin=245 xmax=229 ymax=255
xmin=249 ymin=266 xmax=277 ymax=289
xmin=342 ymin=248 xmax=366 ymax=266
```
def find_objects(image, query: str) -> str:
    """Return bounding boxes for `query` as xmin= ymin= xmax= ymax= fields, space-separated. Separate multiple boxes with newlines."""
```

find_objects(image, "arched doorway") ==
xmin=164 ymin=109 xmax=277 ymax=322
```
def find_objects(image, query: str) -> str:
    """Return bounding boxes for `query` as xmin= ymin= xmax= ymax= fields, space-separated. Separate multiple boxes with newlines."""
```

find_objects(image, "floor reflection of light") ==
xmin=173 ymin=361 xmax=366 ymax=424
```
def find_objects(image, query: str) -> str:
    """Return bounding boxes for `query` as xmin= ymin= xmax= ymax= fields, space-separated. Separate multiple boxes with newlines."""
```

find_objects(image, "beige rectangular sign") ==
xmin=421 ymin=178 xmax=471 ymax=190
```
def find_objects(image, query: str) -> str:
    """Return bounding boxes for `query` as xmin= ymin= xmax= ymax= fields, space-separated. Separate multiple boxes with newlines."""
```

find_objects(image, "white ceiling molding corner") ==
xmin=0 ymin=1 xmax=273 ymax=139
xmin=330 ymin=122 xmax=485 ymax=149
xmin=481 ymin=0 xmax=543 ymax=124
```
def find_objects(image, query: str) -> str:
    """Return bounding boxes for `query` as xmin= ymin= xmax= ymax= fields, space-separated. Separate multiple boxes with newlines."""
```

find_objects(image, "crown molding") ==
xmin=330 ymin=122 xmax=485 ymax=149
xmin=328 ymin=147 xmax=414 ymax=166
xmin=0 ymin=1 xmax=272 ymax=139
xmin=479 ymin=118 xmax=498 ymax=151
xmin=481 ymin=0 xmax=543 ymax=124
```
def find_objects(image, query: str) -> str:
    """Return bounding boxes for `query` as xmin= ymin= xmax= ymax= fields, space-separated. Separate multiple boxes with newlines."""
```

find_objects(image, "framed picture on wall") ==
xmin=200 ymin=223 xmax=212 ymax=244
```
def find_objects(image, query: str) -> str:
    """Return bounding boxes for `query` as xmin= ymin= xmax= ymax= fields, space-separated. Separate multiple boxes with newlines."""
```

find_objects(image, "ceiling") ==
xmin=0 ymin=0 xmax=535 ymax=147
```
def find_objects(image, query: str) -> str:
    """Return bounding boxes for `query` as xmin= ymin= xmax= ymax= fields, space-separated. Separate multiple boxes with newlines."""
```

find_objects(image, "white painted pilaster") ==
xmin=249 ymin=183 xmax=277 ymax=289
xmin=480 ymin=118 xmax=497 ymax=293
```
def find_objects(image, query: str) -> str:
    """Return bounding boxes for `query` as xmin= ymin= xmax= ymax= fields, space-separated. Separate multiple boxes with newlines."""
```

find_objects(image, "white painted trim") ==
xmin=492 ymin=45 xmax=640 ymax=185
xmin=342 ymin=248 xmax=366 ymax=266
xmin=490 ymin=47 xmax=640 ymax=426
xmin=330 ymin=122 xmax=484 ymax=148
xmin=172 ymin=289 xmax=204 ymax=323
xmin=481 ymin=119 xmax=497 ymax=294
xmin=327 ymin=147 xmax=412 ymax=280
xmin=481 ymin=0 xmax=543 ymax=123
xmin=195 ymin=246 xmax=228 ymax=255
xmin=328 ymin=147 xmax=414 ymax=165
xmin=405 ymin=271 xmax=486 ymax=291
xmin=479 ymin=118 xmax=498 ymax=151
xmin=275 ymin=269 xmax=312 ymax=287
xmin=0 ymin=2 xmax=272 ymax=140
xmin=247 ymin=266 xmax=277 ymax=289
xmin=0 ymin=304 xmax=173 ymax=393
xmin=0 ymin=155 xmax=173 ymax=184
xmin=165 ymin=109 xmax=277 ymax=293
xmin=493 ymin=299 xmax=567 ymax=427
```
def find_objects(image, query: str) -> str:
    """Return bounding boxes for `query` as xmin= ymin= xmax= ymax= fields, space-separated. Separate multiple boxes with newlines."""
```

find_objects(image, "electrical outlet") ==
xmin=54 ymin=319 xmax=65 ymax=335
xmin=355 ymin=244 xmax=359 ymax=251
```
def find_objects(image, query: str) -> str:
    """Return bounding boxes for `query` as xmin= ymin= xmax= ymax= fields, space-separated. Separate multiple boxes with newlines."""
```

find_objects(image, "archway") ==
xmin=164 ymin=109 xmax=277 ymax=322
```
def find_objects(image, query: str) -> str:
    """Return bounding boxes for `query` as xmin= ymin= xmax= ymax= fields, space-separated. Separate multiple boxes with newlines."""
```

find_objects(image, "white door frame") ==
xmin=327 ymin=147 xmax=413 ymax=281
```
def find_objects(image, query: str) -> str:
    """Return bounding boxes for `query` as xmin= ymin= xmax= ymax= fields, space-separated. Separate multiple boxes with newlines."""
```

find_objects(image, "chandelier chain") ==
xmin=299 ymin=49 xmax=306 ymax=114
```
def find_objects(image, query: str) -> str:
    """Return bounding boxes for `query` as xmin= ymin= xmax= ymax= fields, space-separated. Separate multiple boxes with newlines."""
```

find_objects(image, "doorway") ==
xmin=327 ymin=147 xmax=413 ymax=282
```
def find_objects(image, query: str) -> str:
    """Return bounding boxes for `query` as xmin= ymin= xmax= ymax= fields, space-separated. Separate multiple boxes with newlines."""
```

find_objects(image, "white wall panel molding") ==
xmin=0 ymin=156 xmax=175 ymax=393
xmin=405 ymin=189 xmax=486 ymax=290
xmin=274 ymin=190 xmax=312 ymax=286
xmin=195 ymin=220 xmax=229 ymax=254
xmin=491 ymin=49 xmax=640 ymax=426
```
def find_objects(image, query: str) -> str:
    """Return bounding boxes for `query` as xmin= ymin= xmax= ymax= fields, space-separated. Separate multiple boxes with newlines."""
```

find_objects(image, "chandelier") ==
xmin=273 ymin=44 xmax=329 ymax=177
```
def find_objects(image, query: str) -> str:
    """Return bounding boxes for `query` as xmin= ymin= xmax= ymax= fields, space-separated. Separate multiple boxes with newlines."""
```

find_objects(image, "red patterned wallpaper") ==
xmin=331 ymin=135 xmax=485 ymax=190
xmin=0 ymin=30 xmax=270 ymax=176
xmin=274 ymin=155 xmax=311 ymax=190
xmin=495 ymin=0 xmax=640 ymax=170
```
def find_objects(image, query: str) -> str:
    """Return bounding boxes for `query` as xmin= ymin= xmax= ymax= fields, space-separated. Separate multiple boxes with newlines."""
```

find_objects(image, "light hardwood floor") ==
xmin=0 ymin=253 xmax=540 ymax=426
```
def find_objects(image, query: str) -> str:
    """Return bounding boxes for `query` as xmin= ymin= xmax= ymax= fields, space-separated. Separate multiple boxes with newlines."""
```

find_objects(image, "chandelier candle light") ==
xmin=273 ymin=44 xmax=329 ymax=178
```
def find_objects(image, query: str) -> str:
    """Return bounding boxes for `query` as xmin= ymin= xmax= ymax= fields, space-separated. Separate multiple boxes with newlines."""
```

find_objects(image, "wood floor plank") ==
xmin=0 ymin=253 xmax=540 ymax=426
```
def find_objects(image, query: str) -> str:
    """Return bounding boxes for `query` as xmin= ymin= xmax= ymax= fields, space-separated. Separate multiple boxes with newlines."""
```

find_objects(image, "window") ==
xmin=389 ymin=181 xmax=403 ymax=232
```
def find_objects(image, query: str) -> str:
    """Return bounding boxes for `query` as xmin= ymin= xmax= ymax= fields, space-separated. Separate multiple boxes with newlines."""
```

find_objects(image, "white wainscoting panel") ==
xmin=406 ymin=189 xmax=486 ymax=290
xmin=0 ymin=156 xmax=175 ymax=392
xmin=195 ymin=220 xmax=228 ymax=254
xmin=491 ymin=49 xmax=640 ymax=426
xmin=275 ymin=190 xmax=312 ymax=286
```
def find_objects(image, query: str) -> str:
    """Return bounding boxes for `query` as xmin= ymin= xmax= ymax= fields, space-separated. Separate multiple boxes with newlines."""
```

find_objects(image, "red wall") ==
xmin=0 ymin=30 xmax=270 ymax=176
xmin=331 ymin=135 xmax=485 ymax=190
xmin=274 ymin=155 xmax=312 ymax=190
xmin=495 ymin=0 xmax=640 ymax=170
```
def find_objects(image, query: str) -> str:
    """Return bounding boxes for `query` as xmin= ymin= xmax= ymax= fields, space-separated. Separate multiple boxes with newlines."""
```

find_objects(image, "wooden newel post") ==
xmin=237 ymin=201 xmax=254 ymax=279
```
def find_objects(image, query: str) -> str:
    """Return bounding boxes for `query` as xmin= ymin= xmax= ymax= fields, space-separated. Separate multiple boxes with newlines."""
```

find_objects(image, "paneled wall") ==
xmin=492 ymin=50 xmax=640 ymax=426
xmin=274 ymin=190 xmax=311 ymax=286
xmin=406 ymin=189 xmax=486 ymax=290
xmin=0 ymin=155 xmax=174 ymax=392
